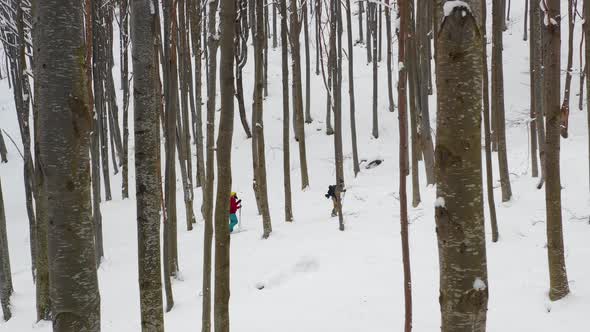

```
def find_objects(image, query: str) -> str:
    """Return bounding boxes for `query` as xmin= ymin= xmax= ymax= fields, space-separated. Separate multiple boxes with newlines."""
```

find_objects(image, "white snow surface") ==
xmin=443 ymin=1 xmax=471 ymax=17
xmin=473 ymin=277 xmax=487 ymax=291
xmin=1 ymin=1 xmax=589 ymax=331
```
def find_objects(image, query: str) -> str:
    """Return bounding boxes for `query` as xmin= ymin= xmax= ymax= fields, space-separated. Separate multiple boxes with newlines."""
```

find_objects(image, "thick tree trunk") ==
xmin=532 ymin=0 xmax=546 ymax=188
xmin=543 ymin=0 xmax=570 ymax=302
xmin=35 ymin=0 xmax=101 ymax=328
xmin=434 ymin=2 xmax=489 ymax=331
xmin=131 ymin=1 xmax=165 ymax=329
xmin=213 ymin=0 xmax=236 ymax=329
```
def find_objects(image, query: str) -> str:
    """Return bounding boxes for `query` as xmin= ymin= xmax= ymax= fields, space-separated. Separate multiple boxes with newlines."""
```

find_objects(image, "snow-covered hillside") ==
xmin=0 ymin=0 xmax=589 ymax=331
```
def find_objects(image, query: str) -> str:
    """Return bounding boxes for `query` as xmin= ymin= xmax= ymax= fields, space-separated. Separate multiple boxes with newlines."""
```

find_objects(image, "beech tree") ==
xmin=213 ymin=0 xmax=235 ymax=328
xmin=131 ymin=0 xmax=165 ymax=329
xmin=434 ymin=1 xmax=489 ymax=330
xmin=542 ymin=0 xmax=570 ymax=302
xmin=35 ymin=0 xmax=101 ymax=329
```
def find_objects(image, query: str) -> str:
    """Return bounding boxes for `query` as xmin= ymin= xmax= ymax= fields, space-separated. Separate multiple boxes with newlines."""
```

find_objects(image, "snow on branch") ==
xmin=443 ymin=0 xmax=471 ymax=17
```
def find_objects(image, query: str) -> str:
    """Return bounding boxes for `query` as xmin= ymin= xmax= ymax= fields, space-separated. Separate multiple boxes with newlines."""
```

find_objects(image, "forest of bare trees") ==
xmin=0 ymin=0 xmax=586 ymax=331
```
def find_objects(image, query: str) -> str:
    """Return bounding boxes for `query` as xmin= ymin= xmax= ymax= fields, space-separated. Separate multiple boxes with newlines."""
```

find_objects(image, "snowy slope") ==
xmin=1 ymin=0 xmax=590 ymax=331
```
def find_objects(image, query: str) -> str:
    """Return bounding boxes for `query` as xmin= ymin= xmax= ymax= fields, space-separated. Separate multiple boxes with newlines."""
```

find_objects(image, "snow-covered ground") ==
xmin=1 ymin=1 xmax=589 ymax=331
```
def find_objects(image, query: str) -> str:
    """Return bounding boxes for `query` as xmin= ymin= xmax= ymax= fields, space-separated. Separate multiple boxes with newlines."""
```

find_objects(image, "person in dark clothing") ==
xmin=325 ymin=184 xmax=345 ymax=217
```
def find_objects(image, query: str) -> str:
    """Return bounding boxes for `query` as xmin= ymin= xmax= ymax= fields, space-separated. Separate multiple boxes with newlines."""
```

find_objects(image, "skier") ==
xmin=229 ymin=192 xmax=242 ymax=233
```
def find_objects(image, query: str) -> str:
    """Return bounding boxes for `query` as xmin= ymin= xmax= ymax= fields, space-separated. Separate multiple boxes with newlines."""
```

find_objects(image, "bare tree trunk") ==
xmin=482 ymin=0 xmax=500 ymax=242
xmin=369 ymin=3 xmax=378 ymax=138
xmin=213 ymin=0 xmax=235 ymax=328
xmin=586 ymin=0 xmax=590 ymax=194
xmin=396 ymin=1 xmax=413 ymax=328
xmin=0 ymin=178 xmax=12 ymax=321
xmin=202 ymin=0 xmax=219 ymax=327
xmin=407 ymin=0 xmax=421 ymax=206
xmin=543 ymin=0 xmax=570 ymax=302
xmin=358 ymin=0 xmax=364 ymax=44
xmin=290 ymin=0 xmax=310 ymax=189
xmin=131 ymin=1 xmax=165 ymax=328
xmin=189 ymin=0 xmax=205 ymax=188
xmin=120 ymin=0 xmax=130 ymax=199
xmin=417 ymin=0 xmax=435 ymax=185
xmin=492 ymin=0 xmax=512 ymax=202
xmin=280 ymin=0 xmax=294 ymax=222
xmin=255 ymin=0 xmax=273 ymax=238
xmin=304 ymin=1 xmax=312 ymax=123
xmin=163 ymin=0 xmax=179 ymax=279
xmin=36 ymin=0 xmax=101 ymax=328
xmin=0 ymin=132 xmax=6 ymax=163
xmin=529 ymin=0 xmax=539 ymax=178
xmin=560 ymin=0 xmax=576 ymax=138
xmin=434 ymin=2 xmax=489 ymax=331
xmin=345 ymin=0 xmax=360 ymax=176
xmin=532 ymin=0 xmax=546 ymax=188
xmin=385 ymin=3 xmax=395 ymax=113
xmin=331 ymin=0 xmax=345 ymax=231
xmin=235 ymin=0 xmax=253 ymax=138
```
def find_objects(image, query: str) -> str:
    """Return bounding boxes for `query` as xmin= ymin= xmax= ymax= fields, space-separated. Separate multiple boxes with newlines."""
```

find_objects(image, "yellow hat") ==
xmin=231 ymin=192 xmax=236 ymax=197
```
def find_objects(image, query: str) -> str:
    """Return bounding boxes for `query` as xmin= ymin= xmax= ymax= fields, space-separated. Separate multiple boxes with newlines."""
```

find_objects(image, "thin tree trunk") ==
xmin=290 ymin=0 xmax=310 ymax=189
xmin=482 ymin=0 xmax=500 ymax=242
xmin=370 ymin=3 xmax=378 ymax=138
xmin=385 ymin=3 xmax=395 ymax=113
xmin=189 ymin=0 xmax=205 ymax=188
xmin=586 ymin=0 xmax=590 ymax=194
xmin=120 ymin=0 xmax=130 ymax=199
xmin=492 ymin=0 xmax=512 ymax=202
xmin=304 ymin=1 xmax=312 ymax=123
xmin=543 ymin=0 xmax=570 ymax=302
xmin=434 ymin=2 xmax=489 ymax=330
xmin=0 ymin=178 xmax=12 ymax=321
xmin=0 ymin=132 xmax=6 ymax=163
xmin=345 ymin=0 xmax=360 ymax=176
xmin=529 ymin=0 xmax=539 ymax=178
xmin=36 ymin=0 xmax=101 ymax=328
xmin=202 ymin=0 xmax=219 ymax=328
xmin=560 ymin=0 xmax=576 ymax=138
xmin=255 ymin=0 xmax=273 ymax=238
xmin=396 ymin=0 xmax=413 ymax=327
xmin=280 ymin=0 xmax=294 ymax=222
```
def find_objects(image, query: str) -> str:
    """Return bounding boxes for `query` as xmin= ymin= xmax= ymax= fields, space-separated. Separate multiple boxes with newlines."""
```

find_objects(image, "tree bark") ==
xmin=35 ymin=0 xmax=101 ymax=328
xmin=560 ymin=0 xmax=576 ymax=138
xmin=255 ymin=0 xmax=273 ymax=238
xmin=214 ymin=0 xmax=236 ymax=329
xmin=482 ymin=0 xmax=500 ymax=242
xmin=397 ymin=1 xmax=413 ymax=329
xmin=131 ymin=0 xmax=166 ymax=329
xmin=202 ymin=0 xmax=219 ymax=327
xmin=290 ymin=0 xmax=310 ymax=189
xmin=492 ymin=0 xmax=512 ymax=202
xmin=280 ymin=0 xmax=294 ymax=222
xmin=0 ymin=177 xmax=12 ymax=322
xmin=345 ymin=0 xmax=360 ymax=176
xmin=543 ymin=0 xmax=570 ymax=302
xmin=435 ymin=2 xmax=489 ymax=330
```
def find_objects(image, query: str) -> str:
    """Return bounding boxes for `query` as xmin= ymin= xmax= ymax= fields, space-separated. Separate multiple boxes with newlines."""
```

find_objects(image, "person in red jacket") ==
xmin=229 ymin=192 xmax=242 ymax=232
